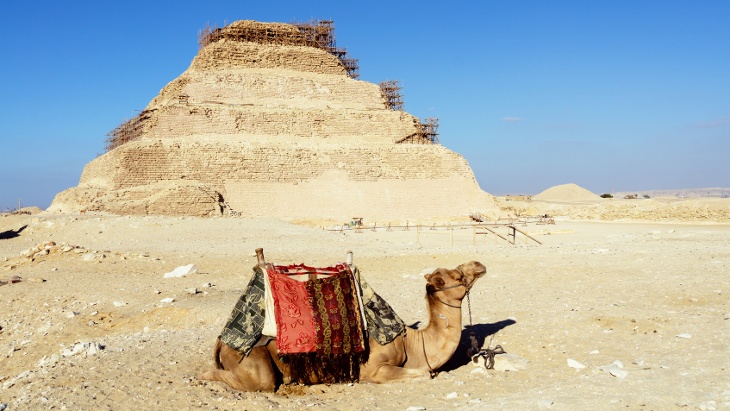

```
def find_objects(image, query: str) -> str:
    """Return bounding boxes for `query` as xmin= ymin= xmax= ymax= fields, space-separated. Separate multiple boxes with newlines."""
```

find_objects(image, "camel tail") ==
xmin=213 ymin=338 xmax=224 ymax=369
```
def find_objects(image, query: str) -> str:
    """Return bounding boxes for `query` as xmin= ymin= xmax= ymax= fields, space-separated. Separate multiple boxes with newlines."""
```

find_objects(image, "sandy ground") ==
xmin=1 ymin=211 xmax=729 ymax=410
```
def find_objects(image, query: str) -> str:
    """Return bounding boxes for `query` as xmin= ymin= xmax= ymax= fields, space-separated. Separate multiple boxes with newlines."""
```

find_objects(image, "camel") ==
xmin=199 ymin=260 xmax=486 ymax=391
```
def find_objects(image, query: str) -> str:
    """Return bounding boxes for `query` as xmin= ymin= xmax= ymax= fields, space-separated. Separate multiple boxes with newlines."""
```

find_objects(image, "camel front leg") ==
xmin=360 ymin=362 xmax=431 ymax=383
xmin=359 ymin=335 xmax=431 ymax=383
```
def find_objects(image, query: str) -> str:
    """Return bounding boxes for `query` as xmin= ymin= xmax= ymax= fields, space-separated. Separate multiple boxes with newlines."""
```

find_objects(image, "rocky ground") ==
xmin=1 ymin=210 xmax=729 ymax=410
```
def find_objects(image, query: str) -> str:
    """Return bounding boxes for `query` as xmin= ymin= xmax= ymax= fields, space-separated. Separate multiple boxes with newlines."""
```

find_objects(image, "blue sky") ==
xmin=1 ymin=1 xmax=729 ymax=209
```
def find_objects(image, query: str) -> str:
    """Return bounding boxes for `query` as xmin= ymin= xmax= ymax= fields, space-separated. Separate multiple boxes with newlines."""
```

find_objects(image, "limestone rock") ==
xmin=163 ymin=264 xmax=198 ymax=278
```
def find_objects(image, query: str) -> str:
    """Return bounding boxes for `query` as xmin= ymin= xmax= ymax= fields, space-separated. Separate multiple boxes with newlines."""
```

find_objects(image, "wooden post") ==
xmin=416 ymin=224 xmax=420 ymax=244
xmin=511 ymin=226 xmax=543 ymax=245
xmin=255 ymin=248 xmax=266 ymax=267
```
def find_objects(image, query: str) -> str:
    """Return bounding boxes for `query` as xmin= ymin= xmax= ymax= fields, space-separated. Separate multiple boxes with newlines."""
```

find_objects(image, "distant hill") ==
xmin=614 ymin=188 xmax=730 ymax=198
xmin=533 ymin=183 xmax=600 ymax=202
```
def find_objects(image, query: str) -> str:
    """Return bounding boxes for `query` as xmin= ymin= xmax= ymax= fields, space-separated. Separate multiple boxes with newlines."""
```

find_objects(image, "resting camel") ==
xmin=199 ymin=260 xmax=486 ymax=391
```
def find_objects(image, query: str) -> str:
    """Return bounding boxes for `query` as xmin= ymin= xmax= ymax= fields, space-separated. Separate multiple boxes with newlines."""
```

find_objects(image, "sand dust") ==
xmin=1 ymin=206 xmax=729 ymax=410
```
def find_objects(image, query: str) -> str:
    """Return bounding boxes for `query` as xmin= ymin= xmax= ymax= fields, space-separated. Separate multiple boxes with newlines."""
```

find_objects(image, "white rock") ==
xmin=82 ymin=253 xmax=96 ymax=262
xmin=599 ymin=362 xmax=629 ymax=379
xmin=537 ymin=399 xmax=555 ymax=408
xmin=160 ymin=297 xmax=175 ymax=303
xmin=697 ymin=401 xmax=717 ymax=411
xmin=567 ymin=358 xmax=586 ymax=369
xmin=444 ymin=392 xmax=458 ymax=399
xmin=676 ymin=333 xmax=692 ymax=339
xmin=608 ymin=368 xmax=629 ymax=379
xmin=493 ymin=353 xmax=529 ymax=372
xmin=185 ymin=287 xmax=199 ymax=295
xmin=163 ymin=264 xmax=198 ymax=278
xmin=406 ymin=407 xmax=426 ymax=411
xmin=37 ymin=353 xmax=60 ymax=368
xmin=589 ymin=350 xmax=599 ymax=355
xmin=113 ymin=301 xmax=127 ymax=307
xmin=470 ymin=367 xmax=487 ymax=375
xmin=61 ymin=342 xmax=103 ymax=358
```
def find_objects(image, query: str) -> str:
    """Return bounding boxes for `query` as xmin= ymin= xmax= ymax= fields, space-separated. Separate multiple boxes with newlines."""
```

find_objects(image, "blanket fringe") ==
xmin=283 ymin=351 xmax=368 ymax=384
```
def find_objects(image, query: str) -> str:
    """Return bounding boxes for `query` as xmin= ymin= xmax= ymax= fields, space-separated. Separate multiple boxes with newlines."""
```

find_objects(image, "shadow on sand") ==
xmin=440 ymin=319 xmax=516 ymax=372
xmin=0 ymin=225 xmax=27 ymax=240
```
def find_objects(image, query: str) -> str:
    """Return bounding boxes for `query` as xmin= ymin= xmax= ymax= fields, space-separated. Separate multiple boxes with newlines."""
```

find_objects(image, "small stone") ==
xmin=567 ymin=358 xmax=586 ymax=369
xmin=113 ymin=301 xmax=127 ymax=307
xmin=65 ymin=311 xmax=79 ymax=319
xmin=201 ymin=282 xmax=214 ymax=288
xmin=186 ymin=287 xmax=199 ymax=295
xmin=160 ymin=297 xmax=175 ymax=303
xmin=676 ymin=333 xmax=692 ymax=339
xmin=406 ymin=407 xmax=426 ymax=411
xmin=444 ymin=392 xmax=458 ymax=399
xmin=589 ymin=350 xmax=599 ymax=355
xmin=28 ymin=277 xmax=46 ymax=283
xmin=82 ymin=254 xmax=96 ymax=262
xmin=61 ymin=245 xmax=74 ymax=252
xmin=73 ymin=248 xmax=87 ymax=254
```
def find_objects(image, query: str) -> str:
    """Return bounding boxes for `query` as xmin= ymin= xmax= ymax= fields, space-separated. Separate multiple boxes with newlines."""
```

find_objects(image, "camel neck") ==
xmin=404 ymin=293 xmax=463 ymax=371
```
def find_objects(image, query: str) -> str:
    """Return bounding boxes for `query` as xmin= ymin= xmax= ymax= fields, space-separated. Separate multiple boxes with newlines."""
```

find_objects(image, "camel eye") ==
xmin=434 ymin=277 xmax=445 ymax=288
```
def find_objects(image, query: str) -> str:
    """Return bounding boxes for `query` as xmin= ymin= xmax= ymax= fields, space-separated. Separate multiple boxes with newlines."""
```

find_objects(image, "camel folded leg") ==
xmin=198 ymin=341 xmax=276 ymax=392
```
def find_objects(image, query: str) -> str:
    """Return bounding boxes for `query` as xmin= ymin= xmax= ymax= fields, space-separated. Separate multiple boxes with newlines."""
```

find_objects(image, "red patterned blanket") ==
xmin=268 ymin=263 xmax=365 ymax=356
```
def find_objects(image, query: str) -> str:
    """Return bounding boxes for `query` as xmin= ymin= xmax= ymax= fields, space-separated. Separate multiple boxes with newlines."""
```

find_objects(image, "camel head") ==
xmin=424 ymin=261 xmax=486 ymax=300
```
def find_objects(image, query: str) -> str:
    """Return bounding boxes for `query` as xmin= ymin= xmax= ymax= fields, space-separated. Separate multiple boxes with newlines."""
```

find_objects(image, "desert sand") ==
xmin=1 ymin=197 xmax=729 ymax=410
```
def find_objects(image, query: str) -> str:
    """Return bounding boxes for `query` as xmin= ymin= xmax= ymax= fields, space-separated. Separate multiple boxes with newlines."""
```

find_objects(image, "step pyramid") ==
xmin=50 ymin=20 xmax=496 ymax=221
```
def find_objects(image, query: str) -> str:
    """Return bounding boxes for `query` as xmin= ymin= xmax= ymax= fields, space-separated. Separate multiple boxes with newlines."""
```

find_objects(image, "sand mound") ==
xmin=533 ymin=183 xmax=601 ymax=202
